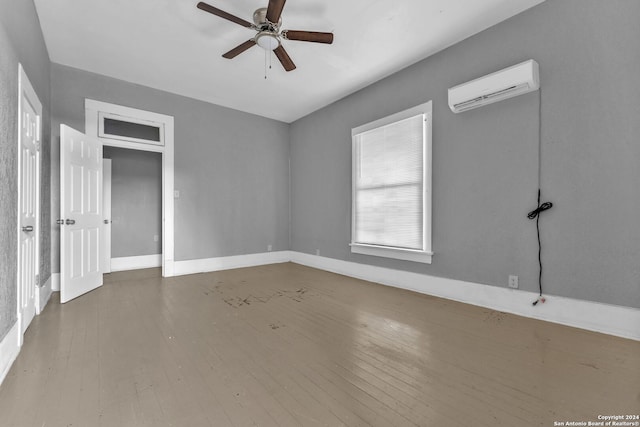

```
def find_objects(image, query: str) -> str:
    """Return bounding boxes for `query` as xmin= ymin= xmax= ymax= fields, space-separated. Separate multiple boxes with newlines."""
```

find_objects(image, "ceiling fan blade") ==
xmin=266 ymin=0 xmax=286 ymax=24
xmin=284 ymin=30 xmax=334 ymax=44
xmin=273 ymin=45 xmax=296 ymax=71
xmin=222 ymin=40 xmax=257 ymax=59
xmin=197 ymin=2 xmax=253 ymax=28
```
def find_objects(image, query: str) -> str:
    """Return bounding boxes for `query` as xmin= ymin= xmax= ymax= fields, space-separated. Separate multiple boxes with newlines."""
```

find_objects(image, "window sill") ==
xmin=350 ymin=243 xmax=432 ymax=264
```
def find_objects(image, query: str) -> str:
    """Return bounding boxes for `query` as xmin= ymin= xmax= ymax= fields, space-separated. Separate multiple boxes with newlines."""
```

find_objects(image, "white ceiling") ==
xmin=34 ymin=0 xmax=544 ymax=123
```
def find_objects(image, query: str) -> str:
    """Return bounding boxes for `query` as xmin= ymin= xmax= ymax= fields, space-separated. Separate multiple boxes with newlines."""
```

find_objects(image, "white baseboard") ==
xmin=289 ymin=252 xmax=640 ymax=341
xmin=35 ymin=275 xmax=53 ymax=315
xmin=163 ymin=259 xmax=175 ymax=277
xmin=173 ymin=251 xmax=292 ymax=276
xmin=51 ymin=272 xmax=60 ymax=292
xmin=111 ymin=254 xmax=162 ymax=272
xmin=144 ymin=250 xmax=640 ymax=340
xmin=0 ymin=322 xmax=20 ymax=388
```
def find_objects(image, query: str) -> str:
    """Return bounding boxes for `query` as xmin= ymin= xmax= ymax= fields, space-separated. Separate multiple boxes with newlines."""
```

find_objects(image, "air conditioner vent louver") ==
xmin=448 ymin=60 xmax=539 ymax=113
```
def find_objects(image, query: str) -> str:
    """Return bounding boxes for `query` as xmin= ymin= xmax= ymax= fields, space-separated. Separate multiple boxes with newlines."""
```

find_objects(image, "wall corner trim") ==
xmin=0 ymin=322 xmax=20 ymax=388
xmin=51 ymin=273 xmax=60 ymax=292
xmin=36 ymin=275 xmax=53 ymax=315
xmin=288 ymin=252 xmax=640 ymax=341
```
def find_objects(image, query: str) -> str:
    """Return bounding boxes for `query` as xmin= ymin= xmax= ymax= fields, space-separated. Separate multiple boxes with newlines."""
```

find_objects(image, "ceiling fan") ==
xmin=197 ymin=0 xmax=334 ymax=72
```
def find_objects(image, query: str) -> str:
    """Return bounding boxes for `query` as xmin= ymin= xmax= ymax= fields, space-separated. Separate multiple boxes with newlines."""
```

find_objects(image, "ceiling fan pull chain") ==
xmin=264 ymin=49 xmax=268 ymax=79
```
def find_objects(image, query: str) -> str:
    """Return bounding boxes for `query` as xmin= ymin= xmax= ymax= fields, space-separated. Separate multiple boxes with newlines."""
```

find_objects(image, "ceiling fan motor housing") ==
xmin=253 ymin=7 xmax=281 ymax=27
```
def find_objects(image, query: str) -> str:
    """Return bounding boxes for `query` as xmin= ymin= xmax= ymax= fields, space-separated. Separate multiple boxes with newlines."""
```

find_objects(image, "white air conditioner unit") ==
xmin=448 ymin=59 xmax=540 ymax=113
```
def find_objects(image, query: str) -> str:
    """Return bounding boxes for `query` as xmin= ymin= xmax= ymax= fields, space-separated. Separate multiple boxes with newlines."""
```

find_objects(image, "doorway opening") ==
xmin=102 ymin=147 xmax=163 ymax=273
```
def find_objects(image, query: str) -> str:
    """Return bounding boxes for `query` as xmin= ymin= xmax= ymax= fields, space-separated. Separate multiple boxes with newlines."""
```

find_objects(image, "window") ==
xmin=351 ymin=101 xmax=432 ymax=263
xmin=98 ymin=112 xmax=165 ymax=146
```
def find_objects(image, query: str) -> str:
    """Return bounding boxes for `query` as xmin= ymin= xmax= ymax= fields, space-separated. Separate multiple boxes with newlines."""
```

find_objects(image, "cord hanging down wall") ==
xmin=528 ymin=87 xmax=553 ymax=306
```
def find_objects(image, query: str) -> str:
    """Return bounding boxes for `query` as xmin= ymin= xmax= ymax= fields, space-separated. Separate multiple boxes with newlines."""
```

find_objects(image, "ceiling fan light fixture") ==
xmin=255 ymin=32 xmax=280 ymax=51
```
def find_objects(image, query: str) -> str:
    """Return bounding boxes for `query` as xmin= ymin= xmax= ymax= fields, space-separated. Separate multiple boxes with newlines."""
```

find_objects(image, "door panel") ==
xmin=70 ymin=229 xmax=83 ymax=279
xmin=61 ymin=125 xmax=103 ymax=303
xmin=87 ymin=227 xmax=100 ymax=273
xmin=88 ymin=168 xmax=100 ymax=214
xmin=70 ymin=164 xmax=83 ymax=214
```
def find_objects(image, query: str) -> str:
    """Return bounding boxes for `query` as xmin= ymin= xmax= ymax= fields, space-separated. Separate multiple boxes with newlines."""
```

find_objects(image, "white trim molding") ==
xmin=98 ymin=249 xmax=640 ymax=340
xmin=17 ymin=63 xmax=42 ymax=349
xmin=0 ymin=322 xmax=20 ymax=388
xmin=111 ymin=255 xmax=162 ymax=272
xmin=350 ymin=243 xmax=433 ymax=264
xmin=36 ymin=275 xmax=53 ymax=315
xmin=288 ymin=252 xmax=640 ymax=341
xmin=51 ymin=273 xmax=60 ymax=292
xmin=173 ymin=251 xmax=292 ymax=276
xmin=85 ymin=99 xmax=175 ymax=277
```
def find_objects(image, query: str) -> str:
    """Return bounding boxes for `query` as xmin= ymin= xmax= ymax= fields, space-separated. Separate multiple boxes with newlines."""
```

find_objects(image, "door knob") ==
xmin=56 ymin=219 xmax=64 ymax=225
xmin=104 ymin=219 xmax=110 ymax=224
xmin=22 ymin=225 xmax=34 ymax=232
xmin=65 ymin=219 xmax=76 ymax=225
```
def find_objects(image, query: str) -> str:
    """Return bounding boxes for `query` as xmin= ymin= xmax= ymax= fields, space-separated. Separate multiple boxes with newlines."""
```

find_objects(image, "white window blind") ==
xmin=351 ymin=101 xmax=432 ymax=263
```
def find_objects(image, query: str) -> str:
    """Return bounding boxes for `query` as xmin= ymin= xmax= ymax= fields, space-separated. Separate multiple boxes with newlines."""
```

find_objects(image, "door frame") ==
xmin=85 ymin=99 xmax=175 ymax=276
xmin=16 ymin=64 xmax=42 ymax=346
xmin=101 ymin=158 xmax=112 ymax=274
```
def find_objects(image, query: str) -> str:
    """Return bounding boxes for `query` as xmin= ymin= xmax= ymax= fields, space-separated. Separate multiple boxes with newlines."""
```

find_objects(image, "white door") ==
xmin=60 ymin=125 xmax=103 ymax=303
xmin=17 ymin=65 xmax=41 ymax=340
xmin=101 ymin=158 xmax=112 ymax=273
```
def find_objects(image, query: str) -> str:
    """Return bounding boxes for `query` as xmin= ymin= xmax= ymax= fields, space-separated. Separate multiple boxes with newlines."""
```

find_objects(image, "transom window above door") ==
xmin=98 ymin=112 xmax=165 ymax=146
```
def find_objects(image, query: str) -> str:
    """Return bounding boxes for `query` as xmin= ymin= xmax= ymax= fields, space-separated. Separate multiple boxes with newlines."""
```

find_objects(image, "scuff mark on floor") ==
xmin=579 ymin=362 xmax=599 ymax=370
xmin=214 ymin=284 xmax=315 ymax=308
xmin=483 ymin=310 xmax=504 ymax=324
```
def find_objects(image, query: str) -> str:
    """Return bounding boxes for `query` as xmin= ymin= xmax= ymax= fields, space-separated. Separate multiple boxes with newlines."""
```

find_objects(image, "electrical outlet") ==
xmin=153 ymin=235 xmax=159 ymax=242
xmin=508 ymin=275 xmax=519 ymax=289
xmin=315 ymin=249 xmax=320 ymax=256
xmin=174 ymin=190 xmax=180 ymax=198
xmin=267 ymin=244 xmax=272 ymax=252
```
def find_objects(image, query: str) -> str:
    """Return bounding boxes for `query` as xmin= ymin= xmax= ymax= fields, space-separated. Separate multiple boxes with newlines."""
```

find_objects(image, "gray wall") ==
xmin=50 ymin=63 xmax=290 ymax=271
xmin=0 ymin=0 xmax=51 ymax=341
xmin=3 ymin=0 xmax=637 ymax=346
xmin=103 ymin=147 xmax=162 ymax=258
xmin=290 ymin=0 xmax=640 ymax=309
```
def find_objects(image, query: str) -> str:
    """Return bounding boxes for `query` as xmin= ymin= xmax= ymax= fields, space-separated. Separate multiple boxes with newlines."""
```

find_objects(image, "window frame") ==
xmin=350 ymin=101 xmax=433 ymax=264
xmin=98 ymin=111 xmax=165 ymax=147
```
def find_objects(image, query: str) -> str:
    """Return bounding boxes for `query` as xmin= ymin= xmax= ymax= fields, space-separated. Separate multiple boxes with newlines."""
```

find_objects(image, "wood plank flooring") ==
xmin=0 ymin=263 xmax=638 ymax=426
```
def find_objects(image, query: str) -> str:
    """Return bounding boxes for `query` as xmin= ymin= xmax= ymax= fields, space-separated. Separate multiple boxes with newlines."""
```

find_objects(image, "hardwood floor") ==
xmin=1 ymin=263 xmax=638 ymax=426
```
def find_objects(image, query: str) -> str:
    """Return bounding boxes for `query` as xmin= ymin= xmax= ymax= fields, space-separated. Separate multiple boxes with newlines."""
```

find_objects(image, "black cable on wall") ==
xmin=527 ymin=88 xmax=553 ymax=306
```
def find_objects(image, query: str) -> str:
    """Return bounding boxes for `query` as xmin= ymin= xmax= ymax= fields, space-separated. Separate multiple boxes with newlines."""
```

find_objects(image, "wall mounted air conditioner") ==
xmin=448 ymin=59 xmax=539 ymax=113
